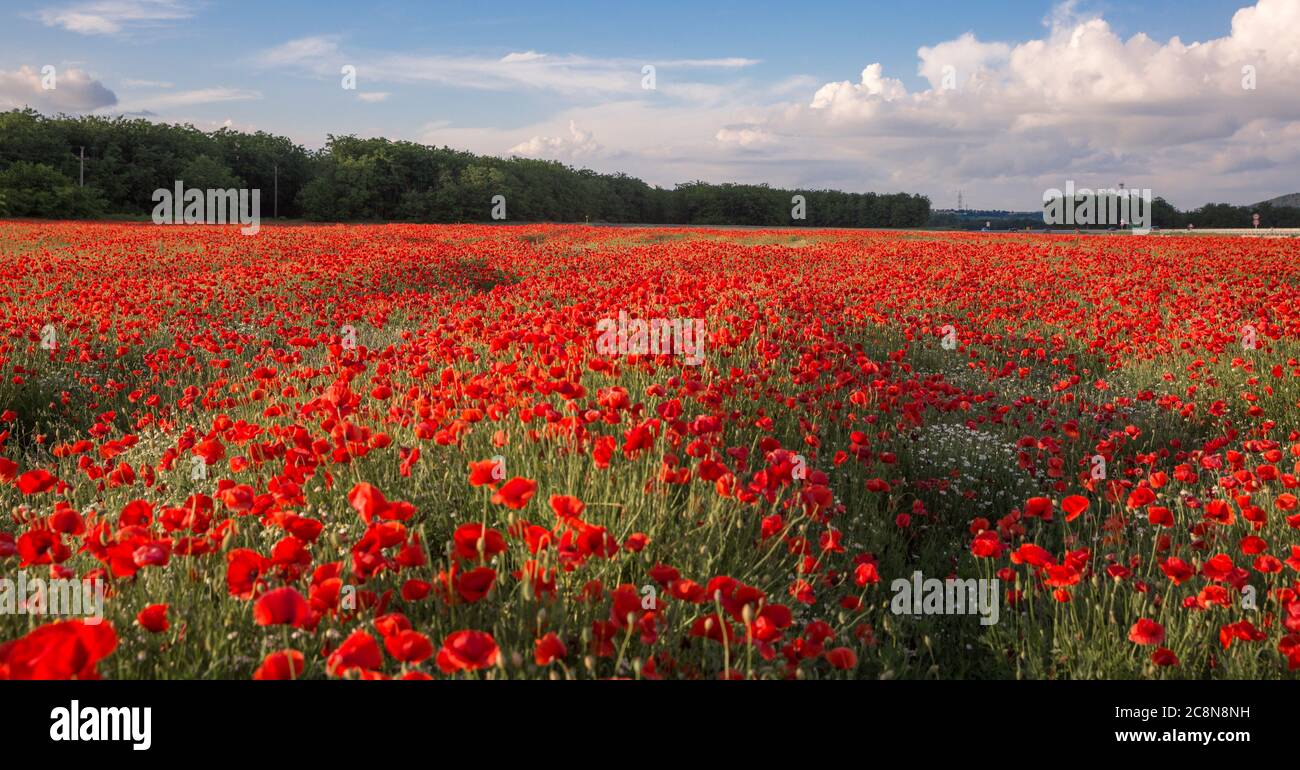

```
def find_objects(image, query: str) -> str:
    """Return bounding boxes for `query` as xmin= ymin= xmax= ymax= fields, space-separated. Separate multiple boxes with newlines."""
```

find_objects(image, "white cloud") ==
xmin=357 ymin=92 xmax=390 ymax=103
xmin=809 ymin=63 xmax=908 ymax=116
xmin=35 ymin=0 xmax=195 ymax=35
xmin=664 ymin=58 xmax=761 ymax=69
xmin=916 ymin=32 xmax=1010 ymax=90
xmin=500 ymin=51 xmax=547 ymax=64
xmin=120 ymin=78 xmax=173 ymax=88
xmin=269 ymin=1 xmax=1300 ymax=209
xmin=114 ymin=87 xmax=261 ymax=111
xmin=255 ymin=38 xmax=758 ymax=98
xmin=715 ymin=126 xmax=774 ymax=147
xmin=0 ymin=65 xmax=117 ymax=112
xmin=755 ymin=0 xmax=1300 ymax=207
xmin=255 ymin=35 xmax=341 ymax=68
xmin=508 ymin=121 xmax=601 ymax=160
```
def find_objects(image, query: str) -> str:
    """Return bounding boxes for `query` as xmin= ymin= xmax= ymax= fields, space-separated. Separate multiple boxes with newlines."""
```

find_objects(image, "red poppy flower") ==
xmin=825 ymin=647 xmax=858 ymax=670
xmin=1202 ymin=553 xmax=1235 ymax=581
xmin=137 ymin=604 xmax=170 ymax=633
xmin=455 ymin=567 xmax=497 ymax=603
xmin=854 ymin=562 xmax=881 ymax=586
xmin=491 ymin=477 xmax=537 ymax=509
xmin=17 ymin=529 xmax=68 ymax=567
xmin=327 ymin=630 xmax=384 ymax=676
xmin=436 ymin=630 xmax=500 ymax=673
xmin=535 ymin=632 xmax=567 ymax=665
xmin=1126 ymin=486 xmax=1156 ymax=509
xmin=970 ymin=530 xmax=1003 ymax=559
xmin=0 ymin=620 xmax=117 ymax=680
xmin=1061 ymin=495 xmax=1089 ymax=522
xmin=1128 ymin=618 xmax=1165 ymax=646
xmin=226 ymin=548 xmax=267 ymax=600
xmin=1151 ymin=647 xmax=1179 ymax=666
xmin=1044 ymin=564 xmax=1081 ymax=587
xmin=1024 ymin=497 xmax=1054 ymax=520
xmin=1160 ymin=557 xmax=1195 ymax=585
xmin=17 ymin=469 xmax=58 ymax=495
xmin=254 ymin=650 xmax=305 ymax=680
xmin=1148 ymin=506 xmax=1175 ymax=527
xmin=453 ymin=523 xmax=506 ymax=562
xmin=402 ymin=579 xmax=432 ymax=602
xmin=468 ymin=459 xmax=502 ymax=487
xmin=384 ymin=630 xmax=434 ymax=664
xmin=347 ymin=482 xmax=415 ymax=523
xmin=253 ymin=587 xmax=312 ymax=627
xmin=549 ymin=494 xmax=585 ymax=522
xmin=1011 ymin=543 xmax=1055 ymax=568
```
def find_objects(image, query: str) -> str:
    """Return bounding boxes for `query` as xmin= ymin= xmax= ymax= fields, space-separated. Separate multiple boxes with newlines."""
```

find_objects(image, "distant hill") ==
xmin=1256 ymin=193 xmax=1300 ymax=208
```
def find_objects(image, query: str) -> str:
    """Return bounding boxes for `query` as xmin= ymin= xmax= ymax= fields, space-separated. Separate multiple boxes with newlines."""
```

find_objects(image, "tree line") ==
xmin=929 ymin=197 xmax=1300 ymax=230
xmin=1146 ymin=197 xmax=1300 ymax=229
xmin=0 ymin=109 xmax=930 ymax=227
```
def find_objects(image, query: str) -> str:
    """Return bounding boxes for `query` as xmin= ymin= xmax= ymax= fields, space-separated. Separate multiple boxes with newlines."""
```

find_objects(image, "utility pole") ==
xmin=78 ymin=146 xmax=84 ymax=186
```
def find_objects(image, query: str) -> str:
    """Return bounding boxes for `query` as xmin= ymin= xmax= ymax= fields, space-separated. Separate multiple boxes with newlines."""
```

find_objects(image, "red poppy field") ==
xmin=1 ymin=220 xmax=1298 ymax=680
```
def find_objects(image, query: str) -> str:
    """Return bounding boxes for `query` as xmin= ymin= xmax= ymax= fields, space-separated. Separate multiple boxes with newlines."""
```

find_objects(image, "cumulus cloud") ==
xmin=0 ymin=65 xmax=117 ymax=112
xmin=748 ymin=0 xmax=1300 ymax=207
xmin=798 ymin=1 xmax=1300 ymax=134
xmin=809 ymin=63 xmax=908 ymax=116
xmin=916 ymin=32 xmax=1010 ymax=90
xmin=715 ymin=126 xmax=774 ymax=148
xmin=508 ymin=121 xmax=602 ymax=160
xmin=35 ymin=0 xmax=195 ymax=35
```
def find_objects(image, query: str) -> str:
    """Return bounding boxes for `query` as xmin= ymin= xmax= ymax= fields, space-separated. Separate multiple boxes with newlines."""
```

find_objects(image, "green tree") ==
xmin=177 ymin=154 xmax=243 ymax=191
xmin=0 ymin=161 xmax=106 ymax=218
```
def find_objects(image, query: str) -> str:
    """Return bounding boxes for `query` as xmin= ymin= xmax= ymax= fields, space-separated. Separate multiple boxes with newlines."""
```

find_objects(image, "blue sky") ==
xmin=2 ymin=0 xmax=1297 ymax=209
